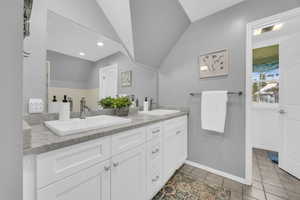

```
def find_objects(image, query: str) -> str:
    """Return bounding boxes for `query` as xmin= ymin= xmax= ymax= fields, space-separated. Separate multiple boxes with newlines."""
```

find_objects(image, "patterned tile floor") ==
xmin=159 ymin=149 xmax=300 ymax=200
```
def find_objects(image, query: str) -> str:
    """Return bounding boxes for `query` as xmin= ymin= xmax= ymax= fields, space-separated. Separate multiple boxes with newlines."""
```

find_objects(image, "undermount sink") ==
xmin=44 ymin=115 xmax=132 ymax=136
xmin=139 ymin=109 xmax=180 ymax=116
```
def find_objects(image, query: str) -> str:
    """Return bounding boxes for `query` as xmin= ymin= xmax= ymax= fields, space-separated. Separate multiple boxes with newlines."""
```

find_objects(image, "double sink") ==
xmin=45 ymin=109 xmax=180 ymax=136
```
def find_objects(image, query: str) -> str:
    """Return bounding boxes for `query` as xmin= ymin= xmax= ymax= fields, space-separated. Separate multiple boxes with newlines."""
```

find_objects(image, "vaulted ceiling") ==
xmin=178 ymin=0 xmax=246 ymax=22
xmin=130 ymin=0 xmax=190 ymax=67
xmin=47 ymin=11 xmax=126 ymax=62
xmin=96 ymin=0 xmax=134 ymax=59
xmin=94 ymin=0 xmax=246 ymax=67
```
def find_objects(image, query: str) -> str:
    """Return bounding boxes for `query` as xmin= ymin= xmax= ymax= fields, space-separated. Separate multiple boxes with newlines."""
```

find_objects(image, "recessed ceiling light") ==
xmin=97 ymin=42 xmax=104 ymax=47
xmin=253 ymin=29 xmax=262 ymax=36
xmin=273 ymin=23 xmax=283 ymax=31
xmin=79 ymin=52 xmax=85 ymax=56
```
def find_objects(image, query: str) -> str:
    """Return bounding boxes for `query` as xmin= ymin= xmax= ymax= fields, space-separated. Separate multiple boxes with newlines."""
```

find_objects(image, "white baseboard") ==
xmin=185 ymin=160 xmax=247 ymax=185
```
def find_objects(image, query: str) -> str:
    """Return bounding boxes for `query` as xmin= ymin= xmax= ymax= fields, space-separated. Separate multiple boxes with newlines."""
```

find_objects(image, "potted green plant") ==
xmin=113 ymin=97 xmax=132 ymax=116
xmin=98 ymin=97 xmax=115 ymax=109
xmin=98 ymin=97 xmax=116 ymax=115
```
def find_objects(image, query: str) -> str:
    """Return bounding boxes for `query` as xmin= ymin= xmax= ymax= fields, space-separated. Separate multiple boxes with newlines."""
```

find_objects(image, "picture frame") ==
xmin=198 ymin=49 xmax=229 ymax=78
xmin=121 ymin=70 xmax=132 ymax=87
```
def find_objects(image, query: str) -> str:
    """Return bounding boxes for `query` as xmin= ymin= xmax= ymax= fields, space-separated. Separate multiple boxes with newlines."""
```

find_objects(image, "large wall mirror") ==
xmin=46 ymin=11 xmax=128 ymax=113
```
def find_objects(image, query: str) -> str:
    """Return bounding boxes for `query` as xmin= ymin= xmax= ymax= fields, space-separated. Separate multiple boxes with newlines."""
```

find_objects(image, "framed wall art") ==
xmin=199 ymin=49 xmax=229 ymax=78
xmin=120 ymin=70 xmax=132 ymax=87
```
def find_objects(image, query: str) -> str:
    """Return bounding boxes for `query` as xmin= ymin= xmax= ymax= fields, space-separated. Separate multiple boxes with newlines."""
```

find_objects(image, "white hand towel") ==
xmin=201 ymin=91 xmax=228 ymax=133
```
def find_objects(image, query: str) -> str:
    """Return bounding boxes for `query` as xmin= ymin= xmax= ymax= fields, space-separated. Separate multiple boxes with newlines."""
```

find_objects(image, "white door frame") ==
xmin=245 ymin=7 xmax=300 ymax=185
xmin=99 ymin=64 xmax=118 ymax=100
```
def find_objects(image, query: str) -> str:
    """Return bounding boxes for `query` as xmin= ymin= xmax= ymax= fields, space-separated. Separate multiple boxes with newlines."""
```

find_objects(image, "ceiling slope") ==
xmin=96 ymin=0 xmax=135 ymax=59
xmin=178 ymin=0 xmax=245 ymax=22
xmin=130 ymin=0 xmax=190 ymax=67
xmin=47 ymin=11 xmax=126 ymax=62
xmin=47 ymin=0 xmax=121 ymax=43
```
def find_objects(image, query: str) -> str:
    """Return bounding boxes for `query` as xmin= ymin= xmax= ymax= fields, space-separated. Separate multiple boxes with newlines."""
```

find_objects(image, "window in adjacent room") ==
xmin=252 ymin=45 xmax=279 ymax=104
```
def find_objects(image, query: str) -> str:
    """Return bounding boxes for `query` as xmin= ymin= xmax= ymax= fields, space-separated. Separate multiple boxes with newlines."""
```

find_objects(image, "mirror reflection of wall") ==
xmin=47 ymin=50 xmax=98 ymax=112
xmin=45 ymin=11 xmax=158 ymax=114
xmin=46 ymin=11 xmax=126 ymax=113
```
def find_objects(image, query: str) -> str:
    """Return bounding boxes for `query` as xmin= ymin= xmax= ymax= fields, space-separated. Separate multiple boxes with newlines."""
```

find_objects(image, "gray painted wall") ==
xmin=159 ymin=0 xmax=300 ymax=178
xmin=0 ymin=0 xmax=22 ymax=199
xmin=47 ymin=50 xmax=94 ymax=89
xmin=130 ymin=0 xmax=190 ymax=68
xmin=91 ymin=52 xmax=158 ymax=102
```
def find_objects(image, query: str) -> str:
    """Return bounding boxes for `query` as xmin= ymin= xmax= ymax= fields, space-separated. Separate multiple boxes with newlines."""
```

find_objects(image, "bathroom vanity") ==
xmin=23 ymin=112 xmax=188 ymax=200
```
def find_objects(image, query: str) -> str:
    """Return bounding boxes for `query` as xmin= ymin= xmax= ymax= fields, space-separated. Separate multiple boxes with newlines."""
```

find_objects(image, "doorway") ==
xmin=246 ymin=7 xmax=300 ymax=185
xmin=99 ymin=64 xmax=118 ymax=100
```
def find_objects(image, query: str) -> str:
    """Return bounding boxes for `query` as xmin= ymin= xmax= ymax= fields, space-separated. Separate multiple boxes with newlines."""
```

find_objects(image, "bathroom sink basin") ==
xmin=139 ymin=109 xmax=180 ymax=116
xmin=44 ymin=115 xmax=132 ymax=136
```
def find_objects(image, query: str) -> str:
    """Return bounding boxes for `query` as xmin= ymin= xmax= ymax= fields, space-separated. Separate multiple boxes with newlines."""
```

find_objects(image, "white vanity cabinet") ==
xmin=28 ymin=115 xmax=187 ymax=200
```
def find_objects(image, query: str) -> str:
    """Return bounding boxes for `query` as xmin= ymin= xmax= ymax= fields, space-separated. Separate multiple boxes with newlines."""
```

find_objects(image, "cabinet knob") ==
xmin=152 ymin=148 xmax=160 ymax=154
xmin=152 ymin=129 xmax=160 ymax=134
xmin=176 ymin=130 xmax=181 ymax=135
xmin=104 ymin=166 xmax=111 ymax=171
xmin=152 ymin=176 xmax=160 ymax=182
xmin=113 ymin=162 xmax=119 ymax=167
xmin=278 ymin=109 xmax=286 ymax=114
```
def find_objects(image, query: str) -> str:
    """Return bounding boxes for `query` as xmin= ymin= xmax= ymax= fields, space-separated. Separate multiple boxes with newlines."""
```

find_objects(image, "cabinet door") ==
xmin=177 ymin=120 xmax=188 ymax=166
xmin=111 ymin=145 xmax=146 ymax=200
xmin=163 ymin=129 xmax=181 ymax=182
xmin=111 ymin=127 xmax=146 ymax=156
xmin=37 ymin=160 xmax=110 ymax=200
xmin=163 ymin=116 xmax=188 ymax=182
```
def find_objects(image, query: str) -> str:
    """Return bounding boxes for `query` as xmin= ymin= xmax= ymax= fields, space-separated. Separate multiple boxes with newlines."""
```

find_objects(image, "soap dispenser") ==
xmin=59 ymin=95 xmax=70 ymax=121
xmin=48 ymin=96 xmax=59 ymax=113
xmin=143 ymin=97 xmax=149 ymax=112
xmin=62 ymin=95 xmax=68 ymax=103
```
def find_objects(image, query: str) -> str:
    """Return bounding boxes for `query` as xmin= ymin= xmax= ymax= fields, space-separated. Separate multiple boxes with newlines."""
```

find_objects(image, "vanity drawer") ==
xmin=163 ymin=123 xmax=187 ymax=139
xmin=37 ymin=160 xmax=110 ymax=200
xmin=36 ymin=137 xmax=111 ymax=189
xmin=163 ymin=116 xmax=187 ymax=133
xmin=147 ymin=123 xmax=162 ymax=141
xmin=147 ymin=138 xmax=163 ymax=198
xmin=147 ymin=158 xmax=163 ymax=198
xmin=147 ymin=139 xmax=162 ymax=161
xmin=146 ymin=123 xmax=162 ymax=141
xmin=149 ymin=168 xmax=162 ymax=196
xmin=112 ymin=127 xmax=146 ymax=155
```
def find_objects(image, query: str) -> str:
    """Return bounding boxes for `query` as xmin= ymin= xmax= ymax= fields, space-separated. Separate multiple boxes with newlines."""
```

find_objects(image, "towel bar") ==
xmin=190 ymin=91 xmax=243 ymax=96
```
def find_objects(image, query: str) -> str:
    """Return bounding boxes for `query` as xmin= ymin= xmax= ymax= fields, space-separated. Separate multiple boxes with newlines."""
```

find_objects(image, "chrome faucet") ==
xmin=149 ymin=97 xmax=156 ymax=111
xmin=80 ymin=97 xmax=91 ymax=119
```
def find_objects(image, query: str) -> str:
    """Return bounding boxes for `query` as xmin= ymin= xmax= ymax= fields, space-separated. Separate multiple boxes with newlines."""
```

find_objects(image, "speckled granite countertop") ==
xmin=23 ymin=111 xmax=188 ymax=155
